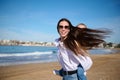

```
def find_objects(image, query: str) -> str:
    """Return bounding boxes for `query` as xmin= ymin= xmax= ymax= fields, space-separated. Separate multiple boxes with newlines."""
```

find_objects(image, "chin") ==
xmin=61 ymin=35 xmax=67 ymax=38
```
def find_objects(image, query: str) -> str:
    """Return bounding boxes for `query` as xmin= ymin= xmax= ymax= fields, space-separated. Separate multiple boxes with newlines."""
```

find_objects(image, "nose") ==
xmin=62 ymin=27 xmax=66 ymax=30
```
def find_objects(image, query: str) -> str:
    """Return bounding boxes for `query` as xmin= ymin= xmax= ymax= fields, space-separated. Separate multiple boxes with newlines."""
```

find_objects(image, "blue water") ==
xmin=0 ymin=46 xmax=119 ymax=66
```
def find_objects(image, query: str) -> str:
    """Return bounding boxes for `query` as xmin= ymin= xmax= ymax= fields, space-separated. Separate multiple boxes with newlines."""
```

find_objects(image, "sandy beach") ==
xmin=0 ymin=51 xmax=120 ymax=80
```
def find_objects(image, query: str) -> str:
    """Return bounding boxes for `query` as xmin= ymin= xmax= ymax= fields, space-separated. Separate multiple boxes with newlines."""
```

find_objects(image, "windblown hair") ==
xmin=72 ymin=27 xmax=110 ymax=47
xmin=64 ymin=27 xmax=111 ymax=55
xmin=57 ymin=18 xmax=111 ymax=56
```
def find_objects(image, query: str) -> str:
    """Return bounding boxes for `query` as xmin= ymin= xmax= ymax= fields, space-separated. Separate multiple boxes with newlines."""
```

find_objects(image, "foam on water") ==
xmin=0 ymin=51 xmax=54 ymax=57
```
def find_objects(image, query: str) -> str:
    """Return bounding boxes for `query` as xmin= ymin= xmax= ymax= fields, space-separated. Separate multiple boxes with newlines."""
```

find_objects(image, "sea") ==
xmin=0 ymin=45 xmax=119 ymax=66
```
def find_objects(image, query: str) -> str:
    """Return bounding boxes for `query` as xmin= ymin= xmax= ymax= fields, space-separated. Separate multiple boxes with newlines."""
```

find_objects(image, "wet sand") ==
xmin=0 ymin=51 xmax=120 ymax=80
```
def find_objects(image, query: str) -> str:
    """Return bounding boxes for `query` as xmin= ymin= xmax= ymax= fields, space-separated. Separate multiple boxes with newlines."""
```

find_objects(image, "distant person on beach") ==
xmin=54 ymin=18 xmax=110 ymax=80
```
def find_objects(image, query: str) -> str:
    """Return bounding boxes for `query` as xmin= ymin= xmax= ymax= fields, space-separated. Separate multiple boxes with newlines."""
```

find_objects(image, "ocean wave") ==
xmin=0 ymin=51 xmax=54 ymax=57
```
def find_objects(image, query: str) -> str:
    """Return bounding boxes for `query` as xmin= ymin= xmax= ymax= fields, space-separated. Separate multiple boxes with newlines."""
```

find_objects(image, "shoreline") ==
xmin=0 ymin=52 xmax=120 ymax=80
xmin=0 ymin=48 xmax=119 ymax=67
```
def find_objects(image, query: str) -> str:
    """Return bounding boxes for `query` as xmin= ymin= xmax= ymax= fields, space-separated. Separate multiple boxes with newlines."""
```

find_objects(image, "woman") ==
xmin=54 ymin=18 xmax=92 ymax=80
xmin=53 ymin=22 xmax=90 ymax=80
xmin=54 ymin=18 xmax=109 ymax=80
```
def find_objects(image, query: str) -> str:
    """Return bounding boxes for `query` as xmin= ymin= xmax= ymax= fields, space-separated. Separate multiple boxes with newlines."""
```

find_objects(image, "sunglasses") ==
xmin=58 ymin=25 xmax=70 ymax=29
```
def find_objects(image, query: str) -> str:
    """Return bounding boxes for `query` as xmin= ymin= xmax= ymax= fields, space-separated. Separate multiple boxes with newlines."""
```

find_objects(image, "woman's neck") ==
xmin=60 ymin=36 xmax=67 ymax=42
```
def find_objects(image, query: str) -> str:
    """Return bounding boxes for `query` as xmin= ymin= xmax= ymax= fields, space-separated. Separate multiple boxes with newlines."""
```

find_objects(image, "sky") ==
xmin=0 ymin=0 xmax=120 ymax=43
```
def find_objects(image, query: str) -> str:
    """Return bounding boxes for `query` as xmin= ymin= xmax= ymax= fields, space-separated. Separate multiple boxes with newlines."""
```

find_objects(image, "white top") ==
xmin=54 ymin=38 xmax=93 ymax=71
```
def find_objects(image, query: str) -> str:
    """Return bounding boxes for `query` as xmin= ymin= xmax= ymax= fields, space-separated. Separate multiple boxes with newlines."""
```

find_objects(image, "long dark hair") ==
xmin=72 ymin=27 xmax=110 ymax=47
xmin=57 ymin=18 xmax=111 ymax=56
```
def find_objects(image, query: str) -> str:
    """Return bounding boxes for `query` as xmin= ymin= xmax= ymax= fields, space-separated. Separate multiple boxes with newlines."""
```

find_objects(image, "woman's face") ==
xmin=58 ymin=21 xmax=70 ymax=39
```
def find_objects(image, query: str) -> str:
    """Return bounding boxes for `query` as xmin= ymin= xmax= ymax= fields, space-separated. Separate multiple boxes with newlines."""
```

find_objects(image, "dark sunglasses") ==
xmin=58 ymin=25 xmax=70 ymax=29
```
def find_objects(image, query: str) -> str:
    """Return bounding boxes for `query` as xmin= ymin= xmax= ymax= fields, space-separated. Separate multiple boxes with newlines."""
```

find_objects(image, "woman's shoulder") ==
xmin=54 ymin=38 xmax=60 ymax=43
xmin=54 ymin=38 xmax=60 ymax=46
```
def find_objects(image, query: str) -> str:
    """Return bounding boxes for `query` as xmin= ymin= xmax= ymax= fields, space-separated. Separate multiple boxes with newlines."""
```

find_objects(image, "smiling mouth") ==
xmin=61 ymin=31 xmax=67 ymax=35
